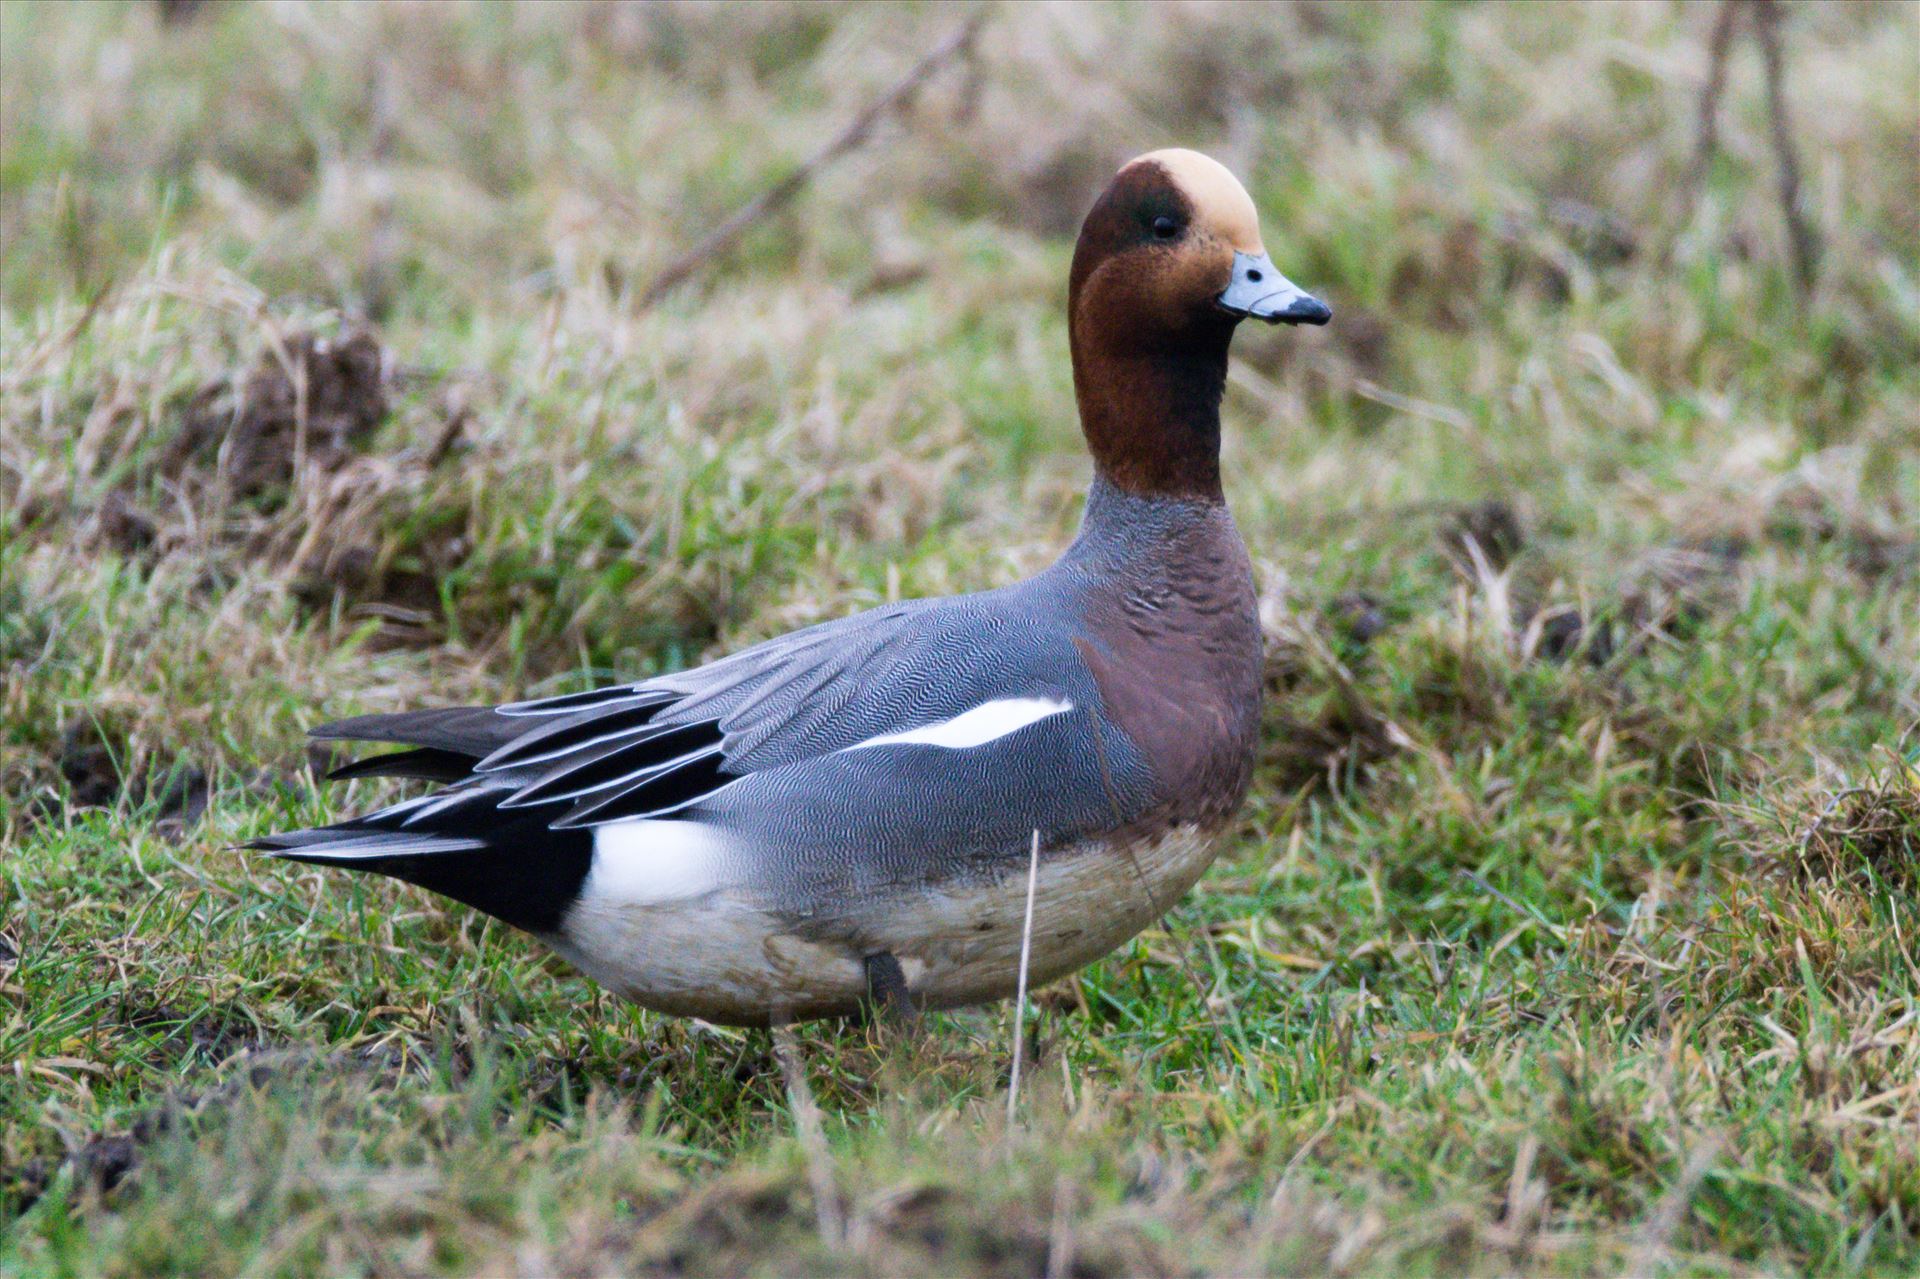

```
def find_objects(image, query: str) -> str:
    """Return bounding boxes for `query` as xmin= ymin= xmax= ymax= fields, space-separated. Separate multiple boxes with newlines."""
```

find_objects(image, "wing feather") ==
xmin=309 ymin=706 xmax=523 ymax=757
xmin=549 ymin=744 xmax=730 ymax=828
xmin=326 ymin=747 xmax=476 ymax=783
xmin=499 ymin=721 xmax=722 ymax=810
xmin=302 ymin=591 xmax=1060 ymax=833
xmin=475 ymin=696 xmax=675 ymax=773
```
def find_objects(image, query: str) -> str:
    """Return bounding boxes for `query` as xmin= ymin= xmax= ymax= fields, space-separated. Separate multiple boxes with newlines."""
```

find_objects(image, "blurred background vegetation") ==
xmin=3 ymin=2 xmax=1917 ymax=1274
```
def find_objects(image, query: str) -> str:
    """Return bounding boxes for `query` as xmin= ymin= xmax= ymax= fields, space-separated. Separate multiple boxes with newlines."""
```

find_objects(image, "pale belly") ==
xmin=544 ymin=825 xmax=1222 ymax=1026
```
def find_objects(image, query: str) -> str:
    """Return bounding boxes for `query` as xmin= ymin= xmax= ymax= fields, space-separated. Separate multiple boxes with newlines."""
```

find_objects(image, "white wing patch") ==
xmin=587 ymin=820 xmax=731 ymax=905
xmin=840 ymin=696 xmax=1074 ymax=753
xmin=578 ymin=697 xmax=1072 ymax=908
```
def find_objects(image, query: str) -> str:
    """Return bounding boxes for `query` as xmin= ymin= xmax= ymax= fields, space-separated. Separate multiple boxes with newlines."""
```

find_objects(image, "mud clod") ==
xmin=88 ymin=490 xmax=160 ymax=556
xmin=1328 ymin=591 xmax=1389 ymax=646
xmin=1532 ymin=606 xmax=1616 ymax=667
xmin=49 ymin=722 xmax=209 ymax=832
xmin=57 ymin=722 xmax=126 ymax=809
xmin=1794 ymin=775 xmax=1920 ymax=891
xmin=1544 ymin=197 xmax=1637 ymax=266
xmin=5 ymin=1046 xmax=416 ymax=1213
xmin=1441 ymin=500 xmax=1526 ymax=575
xmin=161 ymin=330 xmax=388 ymax=501
xmin=125 ymin=1004 xmax=264 ymax=1067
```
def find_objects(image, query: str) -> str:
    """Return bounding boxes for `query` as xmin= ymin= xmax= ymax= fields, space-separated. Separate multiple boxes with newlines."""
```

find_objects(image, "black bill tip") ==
xmin=1269 ymin=293 xmax=1332 ymax=326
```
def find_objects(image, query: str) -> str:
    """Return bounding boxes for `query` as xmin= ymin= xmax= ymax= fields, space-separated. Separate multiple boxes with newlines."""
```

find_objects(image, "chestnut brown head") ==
xmin=1069 ymin=149 xmax=1329 ymax=353
xmin=1068 ymin=150 xmax=1329 ymax=500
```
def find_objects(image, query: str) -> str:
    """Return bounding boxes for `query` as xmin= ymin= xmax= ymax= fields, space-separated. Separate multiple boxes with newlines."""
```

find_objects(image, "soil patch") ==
xmin=157 ymin=331 xmax=388 ymax=502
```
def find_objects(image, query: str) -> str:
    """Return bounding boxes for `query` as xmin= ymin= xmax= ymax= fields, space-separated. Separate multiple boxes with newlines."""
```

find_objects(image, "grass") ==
xmin=3 ymin=1 xmax=1917 ymax=1273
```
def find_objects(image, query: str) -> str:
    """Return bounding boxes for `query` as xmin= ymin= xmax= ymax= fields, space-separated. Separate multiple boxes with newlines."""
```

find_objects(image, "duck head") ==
xmin=1068 ymin=148 xmax=1328 ymax=500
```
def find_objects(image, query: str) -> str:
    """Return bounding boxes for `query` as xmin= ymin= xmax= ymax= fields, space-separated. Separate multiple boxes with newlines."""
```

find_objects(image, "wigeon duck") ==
xmin=255 ymin=149 xmax=1330 ymax=1025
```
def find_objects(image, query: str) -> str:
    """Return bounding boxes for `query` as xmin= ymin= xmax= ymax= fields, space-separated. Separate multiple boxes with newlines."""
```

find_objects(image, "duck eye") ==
xmin=1151 ymin=216 xmax=1180 ymax=240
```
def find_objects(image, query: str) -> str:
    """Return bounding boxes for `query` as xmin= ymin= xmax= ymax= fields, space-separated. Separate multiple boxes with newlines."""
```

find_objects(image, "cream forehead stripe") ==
xmin=1125 ymin=148 xmax=1264 ymax=254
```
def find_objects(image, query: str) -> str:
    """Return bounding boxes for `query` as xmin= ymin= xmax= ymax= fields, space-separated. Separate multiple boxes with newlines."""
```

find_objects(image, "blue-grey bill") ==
xmin=1216 ymin=250 xmax=1332 ymax=325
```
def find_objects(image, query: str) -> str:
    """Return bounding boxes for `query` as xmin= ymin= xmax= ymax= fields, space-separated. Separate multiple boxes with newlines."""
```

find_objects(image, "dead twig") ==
xmin=637 ymin=12 xmax=986 ymax=311
xmin=1752 ymin=0 xmax=1821 ymax=289
xmin=1679 ymin=0 xmax=1821 ymax=289
xmin=1008 ymin=827 xmax=1040 ymax=1124
xmin=1045 ymin=1172 xmax=1075 ymax=1279
xmin=362 ymin=56 xmax=401 ymax=322
xmin=1686 ymin=0 xmax=1743 ymax=199
xmin=424 ymin=398 xmax=470 ymax=469
xmin=1627 ymin=1132 xmax=1726 ymax=1273
xmin=1 ymin=274 xmax=115 ymax=393
xmin=772 ymin=1025 xmax=844 ymax=1249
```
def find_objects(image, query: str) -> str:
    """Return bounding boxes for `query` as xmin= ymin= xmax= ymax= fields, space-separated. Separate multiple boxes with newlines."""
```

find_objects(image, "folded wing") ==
xmin=272 ymin=595 xmax=1060 ymax=835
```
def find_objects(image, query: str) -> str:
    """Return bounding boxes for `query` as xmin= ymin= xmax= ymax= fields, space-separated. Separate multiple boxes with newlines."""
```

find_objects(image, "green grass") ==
xmin=3 ymin=2 xmax=1918 ymax=1274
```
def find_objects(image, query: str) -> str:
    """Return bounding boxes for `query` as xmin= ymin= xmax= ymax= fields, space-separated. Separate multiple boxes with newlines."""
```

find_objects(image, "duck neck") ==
xmin=1070 ymin=318 xmax=1234 ymax=502
xmin=1063 ymin=473 xmax=1244 ymax=579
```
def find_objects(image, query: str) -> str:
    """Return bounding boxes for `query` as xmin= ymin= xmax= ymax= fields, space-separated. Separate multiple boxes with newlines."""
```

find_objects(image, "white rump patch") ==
xmin=586 ymin=820 xmax=731 ymax=905
xmin=841 ymin=696 xmax=1073 ymax=753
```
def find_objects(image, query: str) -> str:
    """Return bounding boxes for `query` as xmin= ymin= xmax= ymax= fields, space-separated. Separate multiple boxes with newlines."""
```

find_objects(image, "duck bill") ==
xmin=1216 ymin=250 xmax=1332 ymax=325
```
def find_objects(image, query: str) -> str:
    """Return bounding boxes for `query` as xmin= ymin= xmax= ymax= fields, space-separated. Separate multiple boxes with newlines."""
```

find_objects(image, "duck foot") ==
xmin=862 ymin=951 xmax=917 ymax=1024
